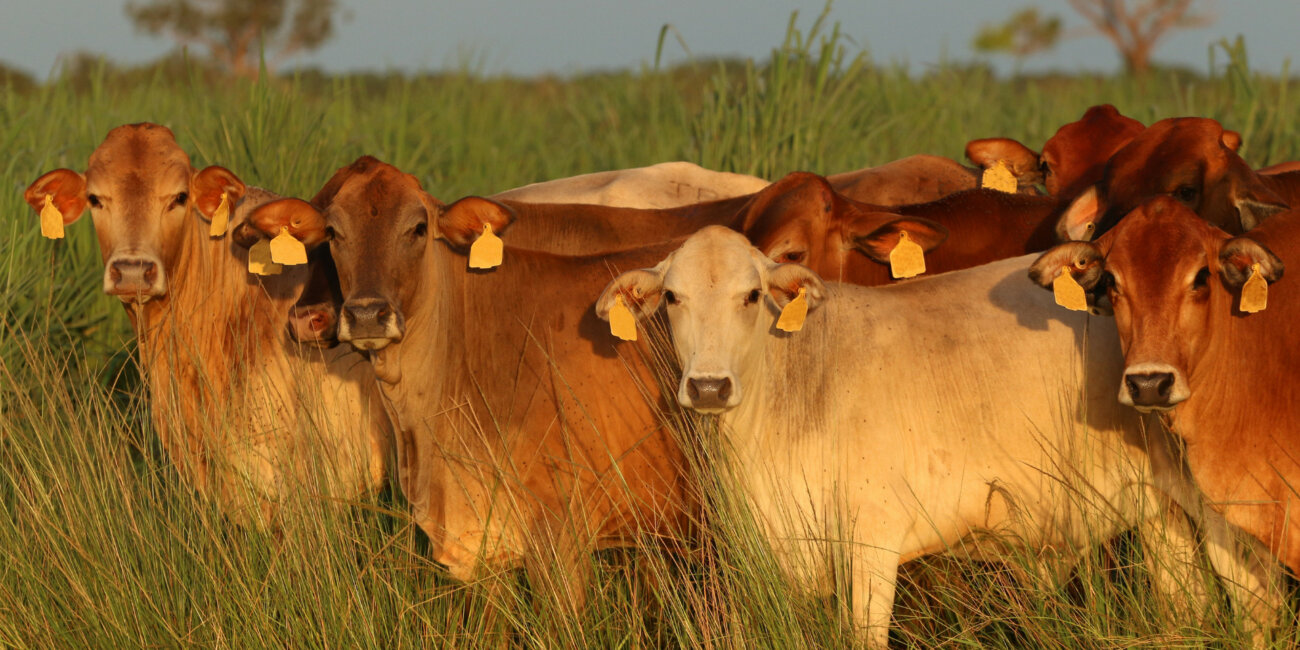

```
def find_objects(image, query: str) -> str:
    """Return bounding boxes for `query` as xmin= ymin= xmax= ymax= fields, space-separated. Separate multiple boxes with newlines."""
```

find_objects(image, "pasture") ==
xmin=2 ymin=19 xmax=1298 ymax=647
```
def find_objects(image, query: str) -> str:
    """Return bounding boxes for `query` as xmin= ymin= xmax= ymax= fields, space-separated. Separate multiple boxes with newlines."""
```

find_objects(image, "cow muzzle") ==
xmin=338 ymin=297 xmax=404 ymax=351
xmin=288 ymin=302 xmax=338 ymax=347
xmin=1119 ymin=363 xmax=1189 ymax=412
xmin=680 ymin=375 xmax=738 ymax=414
xmin=104 ymin=254 xmax=166 ymax=302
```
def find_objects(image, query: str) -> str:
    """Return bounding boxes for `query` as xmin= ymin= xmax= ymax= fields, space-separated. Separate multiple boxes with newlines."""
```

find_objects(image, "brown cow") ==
xmin=24 ymin=124 xmax=393 ymax=526
xmin=1057 ymin=117 xmax=1294 ymax=240
xmin=1030 ymin=196 xmax=1300 ymax=577
xmin=966 ymin=104 xmax=1145 ymax=200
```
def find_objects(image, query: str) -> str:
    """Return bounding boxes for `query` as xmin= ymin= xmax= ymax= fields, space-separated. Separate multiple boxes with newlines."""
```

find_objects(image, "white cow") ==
xmin=596 ymin=226 xmax=1282 ymax=646
xmin=491 ymin=161 xmax=769 ymax=208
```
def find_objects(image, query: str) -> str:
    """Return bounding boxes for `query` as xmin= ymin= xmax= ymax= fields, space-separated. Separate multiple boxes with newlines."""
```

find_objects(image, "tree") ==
xmin=973 ymin=8 xmax=1063 ymax=61
xmin=126 ymin=0 xmax=341 ymax=78
xmin=1067 ymin=0 xmax=1213 ymax=74
xmin=973 ymin=1 xmax=1213 ymax=75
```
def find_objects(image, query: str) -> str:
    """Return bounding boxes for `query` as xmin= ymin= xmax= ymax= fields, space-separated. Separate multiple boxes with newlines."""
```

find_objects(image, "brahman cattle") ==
xmin=1031 ymin=196 xmax=1300 ymax=578
xmin=24 ymin=123 xmax=393 ymax=525
xmin=597 ymin=225 xmax=1282 ymax=646
xmin=491 ymin=160 xmax=769 ymax=208
xmin=1057 ymin=117 xmax=1296 ymax=240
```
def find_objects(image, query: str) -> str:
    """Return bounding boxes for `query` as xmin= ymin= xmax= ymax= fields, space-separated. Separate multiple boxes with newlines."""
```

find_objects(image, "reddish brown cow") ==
xmin=25 ymin=124 xmax=392 ymax=525
xmin=1030 ymin=196 xmax=1300 ymax=574
xmin=1057 ymin=117 xmax=1295 ymax=240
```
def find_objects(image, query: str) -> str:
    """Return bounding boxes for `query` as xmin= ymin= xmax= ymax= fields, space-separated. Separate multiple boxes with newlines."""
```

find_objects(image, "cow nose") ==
xmin=1125 ymin=372 xmax=1175 ymax=408
xmin=106 ymin=257 xmax=163 ymax=299
xmin=686 ymin=377 xmax=733 ymax=410
xmin=340 ymin=297 xmax=403 ymax=349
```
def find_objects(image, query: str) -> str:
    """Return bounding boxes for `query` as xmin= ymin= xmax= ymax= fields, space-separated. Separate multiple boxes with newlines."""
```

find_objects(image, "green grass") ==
xmin=2 ymin=14 xmax=1299 ymax=648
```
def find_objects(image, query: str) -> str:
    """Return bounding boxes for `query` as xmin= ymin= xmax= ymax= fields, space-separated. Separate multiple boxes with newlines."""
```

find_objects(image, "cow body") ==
xmin=491 ymin=161 xmax=769 ymax=208
xmin=25 ymin=125 xmax=392 ymax=524
xmin=600 ymin=226 xmax=1281 ymax=645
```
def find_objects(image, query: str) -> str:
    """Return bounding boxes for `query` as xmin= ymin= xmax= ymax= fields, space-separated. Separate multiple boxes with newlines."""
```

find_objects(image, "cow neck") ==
xmin=127 ymin=210 xmax=304 ymax=492
xmin=372 ymin=239 xmax=465 ymax=402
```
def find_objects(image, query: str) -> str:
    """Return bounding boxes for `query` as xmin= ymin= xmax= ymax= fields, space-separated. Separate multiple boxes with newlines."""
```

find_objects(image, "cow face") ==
xmin=24 ymin=123 xmax=245 ymax=303
xmin=1058 ymin=117 xmax=1288 ymax=240
xmin=741 ymin=172 xmax=947 ymax=284
xmin=597 ymin=226 xmax=826 ymax=413
xmin=1031 ymin=197 xmax=1283 ymax=412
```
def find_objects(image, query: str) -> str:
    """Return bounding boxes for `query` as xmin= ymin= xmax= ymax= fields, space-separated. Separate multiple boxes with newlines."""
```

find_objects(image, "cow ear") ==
xmin=1231 ymin=179 xmax=1289 ymax=231
xmin=438 ymin=196 xmax=515 ymax=248
xmin=237 ymin=198 xmax=328 ymax=250
xmin=1056 ymin=185 xmax=1101 ymax=241
xmin=766 ymin=262 xmax=827 ymax=312
xmin=1221 ymin=130 xmax=1243 ymax=152
xmin=192 ymin=166 xmax=246 ymax=221
xmin=965 ymin=137 xmax=1042 ymax=184
xmin=1219 ymin=237 xmax=1283 ymax=289
xmin=596 ymin=268 xmax=666 ymax=321
xmin=25 ymin=169 xmax=88 ymax=225
xmin=1028 ymin=241 xmax=1106 ymax=291
xmin=850 ymin=215 xmax=948 ymax=264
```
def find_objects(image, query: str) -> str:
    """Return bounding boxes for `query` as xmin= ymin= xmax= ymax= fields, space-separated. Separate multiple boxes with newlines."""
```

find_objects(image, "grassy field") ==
xmin=2 ymin=14 xmax=1299 ymax=647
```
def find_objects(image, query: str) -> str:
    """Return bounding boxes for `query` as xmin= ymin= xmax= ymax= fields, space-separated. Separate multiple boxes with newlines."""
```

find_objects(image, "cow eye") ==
xmin=173 ymin=192 xmax=189 ymax=208
xmin=779 ymin=251 xmax=806 ymax=264
xmin=1173 ymin=185 xmax=1199 ymax=203
xmin=324 ymin=226 xmax=339 ymax=242
xmin=1191 ymin=266 xmax=1211 ymax=291
xmin=411 ymin=222 xmax=428 ymax=238
xmin=87 ymin=194 xmax=101 ymax=208
xmin=744 ymin=289 xmax=761 ymax=306
xmin=664 ymin=290 xmax=679 ymax=305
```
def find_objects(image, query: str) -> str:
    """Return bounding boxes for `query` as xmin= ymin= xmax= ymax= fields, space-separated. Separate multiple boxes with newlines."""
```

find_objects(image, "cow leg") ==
xmin=1135 ymin=504 xmax=1212 ymax=619
xmin=849 ymin=545 xmax=901 ymax=648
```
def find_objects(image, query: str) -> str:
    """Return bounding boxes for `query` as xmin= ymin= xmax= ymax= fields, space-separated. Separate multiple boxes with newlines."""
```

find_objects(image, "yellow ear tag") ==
xmin=1053 ymin=265 xmax=1089 ymax=311
xmin=40 ymin=195 xmax=65 ymax=239
xmin=468 ymin=224 xmax=503 ymax=269
xmin=889 ymin=231 xmax=926 ymax=279
xmin=270 ymin=226 xmax=308 ymax=265
xmin=208 ymin=192 xmax=230 ymax=237
xmin=248 ymin=238 xmax=282 ymax=276
xmin=1240 ymin=263 xmax=1268 ymax=313
xmin=609 ymin=294 xmax=638 ymax=341
xmin=982 ymin=160 xmax=1018 ymax=194
xmin=775 ymin=287 xmax=808 ymax=333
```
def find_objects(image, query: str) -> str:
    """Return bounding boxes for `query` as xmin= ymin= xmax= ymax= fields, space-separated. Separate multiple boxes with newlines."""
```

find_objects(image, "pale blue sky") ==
xmin=3 ymin=1 xmax=1296 ymax=79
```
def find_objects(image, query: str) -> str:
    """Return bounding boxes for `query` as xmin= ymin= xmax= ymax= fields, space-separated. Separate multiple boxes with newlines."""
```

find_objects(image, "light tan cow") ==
xmin=597 ymin=226 xmax=1282 ymax=646
xmin=491 ymin=161 xmax=770 ymax=208
xmin=25 ymin=124 xmax=392 ymax=526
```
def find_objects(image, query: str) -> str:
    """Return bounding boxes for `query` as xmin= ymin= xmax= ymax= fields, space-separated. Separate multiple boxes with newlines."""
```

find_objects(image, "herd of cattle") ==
xmin=24 ymin=104 xmax=1300 ymax=645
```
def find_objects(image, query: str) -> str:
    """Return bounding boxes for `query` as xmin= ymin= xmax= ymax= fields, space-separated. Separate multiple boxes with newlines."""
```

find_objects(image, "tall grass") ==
xmin=3 ymin=12 xmax=1299 ymax=647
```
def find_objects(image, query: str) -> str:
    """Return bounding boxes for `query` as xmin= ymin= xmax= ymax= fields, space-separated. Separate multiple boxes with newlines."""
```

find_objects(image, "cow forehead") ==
xmin=664 ymin=227 xmax=765 ymax=290
xmin=86 ymin=124 xmax=191 ymax=191
xmin=1103 ymin=199 xmax=1218 ymax=274
xmin=330 ymin=165 xmax=424 ymax=223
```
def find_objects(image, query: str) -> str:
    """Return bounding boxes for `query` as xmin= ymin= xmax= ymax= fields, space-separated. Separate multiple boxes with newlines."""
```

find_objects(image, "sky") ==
xmin=2 ymin=1 xmax=1296 ymax=79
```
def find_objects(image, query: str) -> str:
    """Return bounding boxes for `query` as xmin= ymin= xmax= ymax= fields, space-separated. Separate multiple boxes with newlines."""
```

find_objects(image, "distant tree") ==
xmin=974 ymin=1 xmax=1213 ymax=75
xmin=973 ymin=8 xmax=1063 ymax=61
xmin=125 ymin=0 xmax=342 ymax=78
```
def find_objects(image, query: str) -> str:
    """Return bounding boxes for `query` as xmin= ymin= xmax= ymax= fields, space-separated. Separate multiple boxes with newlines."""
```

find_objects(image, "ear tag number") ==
xmin=40 ymin=195 xmax=65 ymax=239
xmin=1053 ymin=265 xmax=1089 ymax=311
xmin=208 ymin=192 xmax=230 ymax=237
xmin=889 ymin=231 xmax=926 ymax=279
xmin=270 ymin=226 xmax=308 ymax=265
xmin=776 ymin=287 xmax=808 ymax=333
xmin=609 ymin=294 xmax=638 ymax=341
xmin=982 ymin=160 xmax=1018 ymax=194
xmin=1240 ymin=263 xmax=1268 ymax=313
xmin=249 ymin=238 xmax=282 ymax=276
xmin=469 ymin=224 xmax=503 ymax=269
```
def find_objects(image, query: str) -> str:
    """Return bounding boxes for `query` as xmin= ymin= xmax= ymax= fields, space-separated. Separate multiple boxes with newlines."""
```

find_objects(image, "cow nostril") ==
xmin=1155 ymin=374 xmax=1173 ymax=399
xmin=377 ymin=305 xmax=390 ymax=321
xmin=687 ymin=379 xmax=701 ymax=402
xmin=1125 ymin=376 xmax=1141 ymax=400
xmin=142 ymin=261 xmax=156 ymax=283
xmin=717 ymin=378 xmax=732 ymax=403
xmin=109 ymin=265 xmax=122 ymax=282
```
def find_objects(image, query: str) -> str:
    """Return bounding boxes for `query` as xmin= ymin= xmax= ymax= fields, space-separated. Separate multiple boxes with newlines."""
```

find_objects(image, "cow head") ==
xmin=24 ymin=123 xmax=245 ymax=303
xmin=243 ymin=156 xmax=513 ymax=353
xmin=1058 ymin=117 xmax=1289 ymax=241
xmin=966 ymin=105 xmax=1144 ymax=199
xmin=740 ymin=172 xmax=948 ymax=283
xmin=596 ymin=226 xmax=827 ymax=413
xmin=1031 ymin=196 xmax=1283 ymax=412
